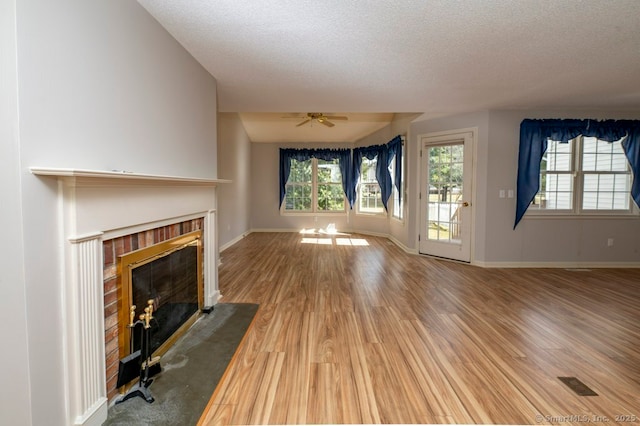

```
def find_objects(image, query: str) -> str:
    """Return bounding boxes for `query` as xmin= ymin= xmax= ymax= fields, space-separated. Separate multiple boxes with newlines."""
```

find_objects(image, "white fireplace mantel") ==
xmin=30 ymin=167 xmax=231 ymax=185
xmin=31 ymin=167 xmax=229 ymax=426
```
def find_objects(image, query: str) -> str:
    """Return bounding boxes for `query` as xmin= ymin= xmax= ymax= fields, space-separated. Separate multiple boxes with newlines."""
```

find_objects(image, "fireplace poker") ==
xmin=140 ymin=305 xmax=153 ymax=387
xmin=128 ymin=305 xmax=136 ymax=354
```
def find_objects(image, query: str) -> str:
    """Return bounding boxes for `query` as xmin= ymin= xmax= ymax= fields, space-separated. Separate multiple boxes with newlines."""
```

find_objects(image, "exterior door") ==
xmin=419 ymin=131 xmax=474 ymax=262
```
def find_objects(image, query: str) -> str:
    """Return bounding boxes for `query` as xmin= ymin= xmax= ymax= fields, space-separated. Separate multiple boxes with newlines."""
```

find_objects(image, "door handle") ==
xmin=462 ymin=202 xmax=470 ymax=207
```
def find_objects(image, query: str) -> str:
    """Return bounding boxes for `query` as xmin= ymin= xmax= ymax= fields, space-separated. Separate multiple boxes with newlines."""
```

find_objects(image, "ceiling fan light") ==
xmin=292 ymin=112 xmax=348 ymax=128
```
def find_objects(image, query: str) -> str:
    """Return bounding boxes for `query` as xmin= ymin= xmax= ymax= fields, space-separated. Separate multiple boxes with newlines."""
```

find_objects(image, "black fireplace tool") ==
xmin=115 ymin=302 xmax=161 ymax=404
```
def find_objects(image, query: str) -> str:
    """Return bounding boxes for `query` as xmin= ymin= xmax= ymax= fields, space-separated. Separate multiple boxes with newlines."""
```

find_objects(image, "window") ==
xmin=582 ymin=137 xmax=632 ymax=210
xmin=317 ymin=159 xmax=345 ymax=211
xmin=530 ymin=136 xmax=633 ymax=214
xmin=358 ymin=157 xmax=384 ymax=214
xmin=283 ymin=158 xmax=346 ymax=213
xmin=515 ymin=118 xmax=640 ymax=227
xmin=284 ymin=158 xmax=312 ymax=211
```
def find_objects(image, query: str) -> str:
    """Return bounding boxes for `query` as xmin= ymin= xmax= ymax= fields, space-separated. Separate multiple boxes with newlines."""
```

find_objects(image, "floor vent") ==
xmin=558 ymin=377 xmax=598 ymax=396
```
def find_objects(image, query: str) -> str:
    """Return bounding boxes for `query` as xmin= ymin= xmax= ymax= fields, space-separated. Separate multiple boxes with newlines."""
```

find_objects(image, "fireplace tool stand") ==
xmin=116 ymin=301 xmax=159 ymax=404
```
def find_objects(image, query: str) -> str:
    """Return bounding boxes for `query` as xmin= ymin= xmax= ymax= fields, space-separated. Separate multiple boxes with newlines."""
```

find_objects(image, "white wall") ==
xmin=0 ymin=0 xmax=32 ymax=424
xmin=250 ymin=142 xmax=354 ymax=233
xmin=12 ymin=1 xmax=218 ymax=424
xmin=485 ymin=110 xmax=640 ymax=265
xmin=411 ymin=109 xmax=640 ymax=266
xmin=17 ymin=0 xmax=218 ymax=177
xmin=218 ymin=113 xmax=252 ymax=249
xmin=410 ymin=111 xmax=491 ymax=260
xmin=388 ymin=114 xmax=421 ymax=250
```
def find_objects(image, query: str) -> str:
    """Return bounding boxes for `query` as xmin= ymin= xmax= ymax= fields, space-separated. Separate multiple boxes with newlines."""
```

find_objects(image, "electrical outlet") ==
xmin=607 ymin=238 xmax=614 ymax=247
xmin=499 ymin=190 xmax=505 ymax=198
xmin=508 ymin=189 xmax=514 ymax=198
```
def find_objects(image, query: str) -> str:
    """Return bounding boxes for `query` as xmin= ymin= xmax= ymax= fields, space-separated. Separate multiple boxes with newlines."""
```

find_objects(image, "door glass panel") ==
xmin=427 ymin=144 xmax=464 ymax=243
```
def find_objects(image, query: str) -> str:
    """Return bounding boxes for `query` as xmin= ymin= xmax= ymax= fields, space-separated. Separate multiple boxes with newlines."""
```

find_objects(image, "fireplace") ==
xmin=119 ymin=230 xmax=202 ymax=352
xmin=125 ymin=232 xmax=201 ymax=353
xmin=104 ymin=221 xmax=206 ymax=399
xmin=30 ymin=167 xmax=228 ymax=426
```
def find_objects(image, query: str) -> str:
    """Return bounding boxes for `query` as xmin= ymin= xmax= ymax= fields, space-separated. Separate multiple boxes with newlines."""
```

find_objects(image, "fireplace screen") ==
xmin=118 ymin=231 xmax=203 ymax=359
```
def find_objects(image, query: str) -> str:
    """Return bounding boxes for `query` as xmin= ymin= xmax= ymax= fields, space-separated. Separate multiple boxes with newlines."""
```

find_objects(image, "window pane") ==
xmin=317 ymin=158 xmax=341 ymax=183
xmin=534 ymin=172 xmax=573 ymax=210
xmin=583 ymin=172 xmax=631 ymax=210
xmin=317 ymin=183 xmax=345 ymax=211
xmin=316 ymin=159 xmax=345 ymax=212
xmin=284 ymin=159 xmax=312 ymax=211
xmin=598 ymin=192 xmax=614 ymax=209
xmin=289 ymin=159 xmax=312 ymax=183
xmin=532 ymin=140 xmax=574 ymax=211
xmin=428 ymin=144 xmax=463 ymax=204
xmin=542 ymin=140 xmax=572 ymax=172
xmin=582 ymin=191 xmax=597 ymax=209
xmin=285 ymin=184 xmax=312 ymax=211
xmin=582 ymin=137 xmax=629 ymax=172
xmin=359 ymin=157 xmax=384 ymax=213
xmin=359 ymin=183 xmax=383 ymax=213
xmin=613 ymin=192 xmax=630 ymax=210
xmin=610 ymin=154 xmax=628 ymax=171
xmin=599 ymin=174 xmax=615 ymax=191
xmin=581 ymin=137 xmax=631 ymax=211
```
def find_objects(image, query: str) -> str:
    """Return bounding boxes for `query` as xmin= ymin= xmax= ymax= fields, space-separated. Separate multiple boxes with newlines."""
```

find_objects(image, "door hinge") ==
xmin=418 ymin=234 xmax=421 ymax=241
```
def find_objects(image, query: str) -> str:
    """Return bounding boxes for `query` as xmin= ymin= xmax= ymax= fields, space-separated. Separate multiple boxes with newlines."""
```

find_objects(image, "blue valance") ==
xmin=515 ymin=119 xmax=640 ymax=228
xmin=279 ymin=148 xmax=352 ymax=208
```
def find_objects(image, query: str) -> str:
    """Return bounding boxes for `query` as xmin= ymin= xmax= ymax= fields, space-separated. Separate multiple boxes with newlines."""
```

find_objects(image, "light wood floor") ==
xmin=199 ymin=232 xmax=640 ymax=425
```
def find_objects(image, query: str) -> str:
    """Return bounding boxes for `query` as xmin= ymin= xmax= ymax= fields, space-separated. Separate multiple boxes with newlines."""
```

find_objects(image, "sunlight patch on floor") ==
xmin=299 ymin=226 xmax=369 ymax=246
xmin=301 ymin=237 xmax=333 ymax=245
xmin=336 ymin=238 xmax=369 ymax=246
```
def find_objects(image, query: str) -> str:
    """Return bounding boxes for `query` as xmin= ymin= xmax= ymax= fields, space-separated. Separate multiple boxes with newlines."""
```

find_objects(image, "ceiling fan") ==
xmin=294 ymin=113 xmax=348 ymax=128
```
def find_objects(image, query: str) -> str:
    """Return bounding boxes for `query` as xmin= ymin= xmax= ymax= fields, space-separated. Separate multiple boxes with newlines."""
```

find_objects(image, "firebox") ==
xmin=117 ymin=230 xmax=203 ymax=367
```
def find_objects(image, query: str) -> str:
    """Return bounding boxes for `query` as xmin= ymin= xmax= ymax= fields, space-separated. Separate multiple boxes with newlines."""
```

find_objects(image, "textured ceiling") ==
xmin=138 ymin=0 xmax=640 ymax=142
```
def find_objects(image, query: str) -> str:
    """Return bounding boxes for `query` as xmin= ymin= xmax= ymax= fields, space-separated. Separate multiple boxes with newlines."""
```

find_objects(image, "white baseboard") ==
xmin=387 ymin=235 xmax=418 ymax=254
xmin=76 ymin=398 xmax=107 ymax=426
xmin=205 ymin=290 xmax=222 ymax=307
xmin=220 ymin=231 xmax=251 ymax=252
xmin=474 ymin=260 xmax=640 ymax=268
xmin=249 ymin=228 xmax=299 ymax=233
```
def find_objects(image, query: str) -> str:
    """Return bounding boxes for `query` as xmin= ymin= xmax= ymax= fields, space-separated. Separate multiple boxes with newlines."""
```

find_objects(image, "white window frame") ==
xmin=356 ymin=156 xmax=386 ymax=216
xmin=528 ymin=136 xmax=638 ymax=218
xmin=281 ymin=158 xmax=347 ymax=216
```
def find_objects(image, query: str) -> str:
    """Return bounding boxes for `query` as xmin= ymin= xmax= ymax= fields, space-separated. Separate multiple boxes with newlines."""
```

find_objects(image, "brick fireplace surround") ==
xmin=30 ymin=168 xmax=228 ymax=426
xmin=103 ymin=217 xmax=204 ymax=401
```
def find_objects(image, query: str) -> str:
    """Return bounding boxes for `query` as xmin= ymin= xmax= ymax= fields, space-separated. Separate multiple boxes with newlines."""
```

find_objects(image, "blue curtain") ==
xmin=279 ymin=148 xmax=352 ymax=209
xmin=387 ymin=136 xmax=403 ymax=204
xmin=515 ymin=119 xmax=640 ymax=228
xmin=352 ymin=135 xmax=403 ymax=211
